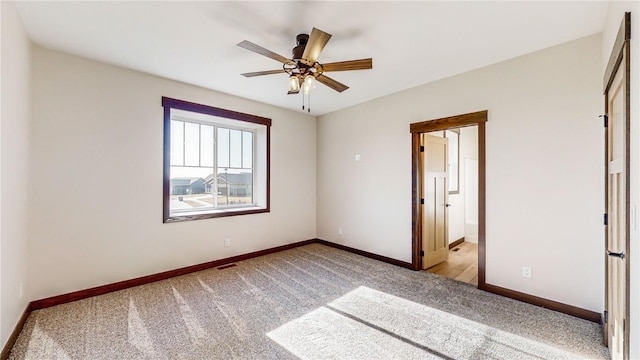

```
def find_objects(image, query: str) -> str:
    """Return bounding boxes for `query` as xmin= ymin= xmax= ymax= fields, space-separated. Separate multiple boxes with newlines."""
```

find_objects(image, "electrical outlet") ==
xmin=338 ymin=227 xmax=343 ymax=236
xmin=522 ymin=266 xmax=532 ymax=278
xmin=224 ymin=239 xmax=231 ymax=247
xmin=355 ymin=154 xmax=361 ymax=161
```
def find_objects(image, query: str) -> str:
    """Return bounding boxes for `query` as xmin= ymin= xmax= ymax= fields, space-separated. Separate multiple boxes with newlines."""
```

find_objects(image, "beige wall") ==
xmin=0 ymin=1 xmax=31 ymax=346
xmin=27 ymin=47 xmax=317 ymax=301
xmin=601 ymin=3 xmax=639 ymax=358
xmin=317 ymin=34 xmax=603 ymax=312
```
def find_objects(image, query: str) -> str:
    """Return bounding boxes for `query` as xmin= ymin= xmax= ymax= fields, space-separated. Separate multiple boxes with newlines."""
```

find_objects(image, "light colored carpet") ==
xmin=9 ymin=244 xmax=609 ymax=359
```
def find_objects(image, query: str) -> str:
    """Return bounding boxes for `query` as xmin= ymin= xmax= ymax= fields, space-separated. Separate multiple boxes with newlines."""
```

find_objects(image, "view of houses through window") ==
xmin=170 ymin=119 xmax=254 ymax=213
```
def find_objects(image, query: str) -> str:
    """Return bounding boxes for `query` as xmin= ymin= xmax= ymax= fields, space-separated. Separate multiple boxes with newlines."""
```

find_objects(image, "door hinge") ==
xmin=603 ymin=311 xmax=608 ymax=324
xmin=607 ymin=250 xmax=625 ymax=260
xmin=600 ymin=114 xmax=608 ymax=128
xmin=420 ymin=146 xmax=425 ymax=152
xmin=420 ymin=198 xmax=424 ymax=205
xmin=604 ymin=213 xmax=608 ymax=226
xmin=420 ymin=250 xmax=425 ymax=257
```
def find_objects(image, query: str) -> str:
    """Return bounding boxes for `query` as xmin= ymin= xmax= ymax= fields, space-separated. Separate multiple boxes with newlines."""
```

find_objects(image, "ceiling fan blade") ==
xmin=241 ymin=69 xmax=286 ymax=77
xmin=321 ymin=58 xmax=372 ymax=72
xmin=237 ymin=40 xmax=295 ymax=65
xmin=316 ymin=74 xmax=349 ymax=93
xmin=301 ymin=28 xmax=332 ymax=65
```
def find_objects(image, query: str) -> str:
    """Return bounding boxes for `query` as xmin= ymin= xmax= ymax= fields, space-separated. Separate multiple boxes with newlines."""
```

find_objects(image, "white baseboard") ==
xmin=465 ymin=223 xmax=478 ymax=243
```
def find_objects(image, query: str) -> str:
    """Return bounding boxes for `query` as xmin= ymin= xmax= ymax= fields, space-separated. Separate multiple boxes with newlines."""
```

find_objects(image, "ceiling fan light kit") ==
xmin=303 ymin=75 xmax=316 ymax=94
xmin=288 ymin=75 xmax=300 ymax=93
xmin=238 ymin=27 xmax=372 ymax=113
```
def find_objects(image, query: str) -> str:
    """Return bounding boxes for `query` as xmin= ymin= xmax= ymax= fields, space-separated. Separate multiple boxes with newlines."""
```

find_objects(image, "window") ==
xmin=162 ymin=97 xmax=270 ymax=222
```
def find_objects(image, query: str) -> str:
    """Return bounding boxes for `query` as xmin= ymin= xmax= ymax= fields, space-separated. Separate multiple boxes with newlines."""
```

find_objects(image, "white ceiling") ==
xmin=14 ymin=1 xmax=609 ymax=116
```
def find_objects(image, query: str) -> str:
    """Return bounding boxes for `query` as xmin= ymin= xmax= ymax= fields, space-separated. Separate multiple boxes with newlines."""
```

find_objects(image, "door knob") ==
xmin=445 ymin=204 xmax=451 ymax=207
xmin=607 ymin=250 xmax=625 ymax=260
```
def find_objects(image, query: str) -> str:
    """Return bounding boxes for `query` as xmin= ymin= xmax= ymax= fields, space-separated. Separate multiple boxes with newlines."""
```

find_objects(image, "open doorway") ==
xmin=410 ymin=111 xmax=487 ymax=288
xmin=421 ymin=127 xmax=479 ymax=285
xmin=602 ymin=12 xmax=630 ymax=359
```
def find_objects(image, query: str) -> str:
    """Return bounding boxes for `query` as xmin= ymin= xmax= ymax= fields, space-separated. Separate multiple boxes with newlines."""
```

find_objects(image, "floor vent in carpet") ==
xmin=217 ymin=263 xmax=238 ymax=270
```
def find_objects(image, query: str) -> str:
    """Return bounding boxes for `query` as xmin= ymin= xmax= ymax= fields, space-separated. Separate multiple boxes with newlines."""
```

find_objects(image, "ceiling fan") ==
xmin=237 ymin=27 xmax=372 ymax=100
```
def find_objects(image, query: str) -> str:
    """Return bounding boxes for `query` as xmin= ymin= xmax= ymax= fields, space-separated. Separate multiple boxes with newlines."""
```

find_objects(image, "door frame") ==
xmin=410 ymin=110 xmax=487 ymax=287
xmin=603 ymin=12 xmax=631 ymax=359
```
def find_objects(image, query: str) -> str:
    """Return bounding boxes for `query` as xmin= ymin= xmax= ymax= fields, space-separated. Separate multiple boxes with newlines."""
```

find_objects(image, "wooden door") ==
xmin=605 ymin=49 xmax=627 ymax=360
xmin=422 ymin=134 xmax=449 ymax=269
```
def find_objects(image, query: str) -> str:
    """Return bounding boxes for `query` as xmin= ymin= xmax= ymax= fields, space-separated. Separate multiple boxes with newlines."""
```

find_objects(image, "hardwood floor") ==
xmin=426 ymin=241 xmax=478 ymax=286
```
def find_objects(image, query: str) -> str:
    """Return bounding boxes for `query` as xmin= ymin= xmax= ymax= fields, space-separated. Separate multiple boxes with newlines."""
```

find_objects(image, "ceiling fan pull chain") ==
xmin=302 ymin=92 xmax=305 ymax=110
xmin=308 ymin=93 xmax=311 ymax=113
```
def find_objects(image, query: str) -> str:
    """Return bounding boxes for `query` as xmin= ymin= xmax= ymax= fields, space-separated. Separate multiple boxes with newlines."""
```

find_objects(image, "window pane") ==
xmin=169 ymin=166 xmax=214 ymax=212
xmin=242 ymin=131 xmax=253 ymax=169
xmin=184 ymin=122 xmax=200 ymax=166
xmin=217 ymin=169 xmax=252 ymax=207
xmin=218 ymin=128 xmax=230 ymax=168
xmin=230 ymin=129 xmax=242 ymax=168
xmin=200 ymin=125 xmax=214 ymax=167
xmin=170 ymin=120 xmax=184 ymax=166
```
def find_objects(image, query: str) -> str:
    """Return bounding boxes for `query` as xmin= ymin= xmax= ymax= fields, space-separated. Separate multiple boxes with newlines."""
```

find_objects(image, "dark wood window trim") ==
xmin=410 ymin=111 xmax=487 ymax=286
xmin=162 ymin=97 xmax=271 ymax=223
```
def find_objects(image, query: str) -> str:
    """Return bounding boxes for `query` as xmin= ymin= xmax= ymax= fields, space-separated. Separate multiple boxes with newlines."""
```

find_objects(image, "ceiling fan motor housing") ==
xmin=292 ymin=34 xmax=309 ymax=60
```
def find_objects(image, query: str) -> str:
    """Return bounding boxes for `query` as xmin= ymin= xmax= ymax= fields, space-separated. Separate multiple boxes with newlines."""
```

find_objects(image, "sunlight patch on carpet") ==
xmin=197 ymin=276 xmax=249 ymax=341
xmin=267 ymin=306 xmax=440 ymax=359
xmin=24 ymin=323 xmax=71 ymax=360
xmin=268 ymin=286 xmax=581 ymax=360
xmin=127 ymin=297 xmax=160 ymax=358
xmin=171 ymin=286 xmax=208 ymax=344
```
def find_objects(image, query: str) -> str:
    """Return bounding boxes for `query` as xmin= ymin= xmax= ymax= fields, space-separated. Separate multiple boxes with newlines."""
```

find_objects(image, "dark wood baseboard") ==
xmin=1 ymin=305 xmax=31 ymax=360
xmin=315 ymin=239 xmax=414 ymax=269
xmin=29 ymin=238 xmax=411 ymax=310
xmin=3 ymin=237 xmax=602 ymax=358
xmin=449 ymin=237 xmax=465 ymax=249
xmin=479 ymin=283 xmax=601 ymax=324
xmin=30 ymin=239 xmax=316 ymax=310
